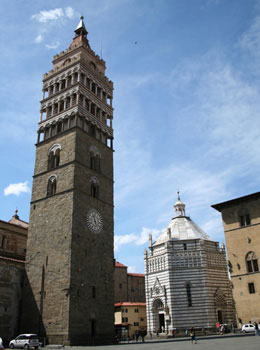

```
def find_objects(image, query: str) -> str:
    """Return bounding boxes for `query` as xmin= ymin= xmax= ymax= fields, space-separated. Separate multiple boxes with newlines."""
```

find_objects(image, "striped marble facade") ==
xmin=144 ymin=195 xmax=236 ymax=334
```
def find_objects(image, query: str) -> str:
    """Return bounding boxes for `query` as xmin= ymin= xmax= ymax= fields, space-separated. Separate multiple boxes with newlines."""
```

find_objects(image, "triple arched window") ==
xmin=246 ymin=251 xmax=259 ymax=273
xmin=47 ymin=175 xmax=57 ymax=197
xmin=48 ymin=144 xmax=61 ymax=170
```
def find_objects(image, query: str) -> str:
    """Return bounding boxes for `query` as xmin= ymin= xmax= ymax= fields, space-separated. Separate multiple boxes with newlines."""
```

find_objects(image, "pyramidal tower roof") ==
xmin=74 ymin=16 xmax=88 ymax=36
xmin=154 ymin=193 xmax=213 ymax=245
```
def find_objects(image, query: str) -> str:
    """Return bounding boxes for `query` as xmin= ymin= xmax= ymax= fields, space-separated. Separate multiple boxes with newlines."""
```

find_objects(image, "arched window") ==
xmin=90 ymin=61 xmax=96 ymax=70
xmin=186 ymin=282 xmax=192 ymax=307
xmin=48 ymin=144 xmax=61 ymax=170
xmin=47 ymin=175 xmax=57 ymax=196
xmin=246 ymin=251 xmax=259 ymax=273
xmin=90 ymin=177 xmax=100 ymax=199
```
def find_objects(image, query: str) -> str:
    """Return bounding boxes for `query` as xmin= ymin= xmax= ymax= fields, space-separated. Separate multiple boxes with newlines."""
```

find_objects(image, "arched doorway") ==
xmin=152 ymin=299 xmax=165 ymax=332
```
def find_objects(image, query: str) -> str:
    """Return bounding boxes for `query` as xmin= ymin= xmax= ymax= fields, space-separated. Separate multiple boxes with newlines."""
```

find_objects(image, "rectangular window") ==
xmin=140 ymin=318 xmax=144 ymax=321
xmin=134 ymin=322 xmax=139 ymax=326
xmin=183 ymin=243 xmax=187 ymax=250
xmin=239 ymin=215 xmax=245 ymax=227
xmin=239 ymin=214 xmax=251 ymax=227
xmin=245 ymin=214 xmax=251 ymax=225
xmin=122 ymin=308 xmax=128 ymax=313
xmin=248 ymin=282 xmax=255 ymax=294
xmin=122 ymin=317 xmax=128 ymax=323
xmin=1 ymin=236 xmax=7 ymax=249
xmin=134 ymin=308 xmax=139 ymax=313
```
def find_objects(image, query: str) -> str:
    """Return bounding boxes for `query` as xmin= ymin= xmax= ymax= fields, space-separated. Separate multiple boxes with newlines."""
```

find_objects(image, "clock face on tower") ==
xmin=87 ymin=209 xmax=103 ymax=233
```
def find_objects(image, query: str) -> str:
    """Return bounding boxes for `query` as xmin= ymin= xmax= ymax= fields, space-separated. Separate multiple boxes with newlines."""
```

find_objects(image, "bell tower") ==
xmin=22 ymin=17 xmax=114 ymax=345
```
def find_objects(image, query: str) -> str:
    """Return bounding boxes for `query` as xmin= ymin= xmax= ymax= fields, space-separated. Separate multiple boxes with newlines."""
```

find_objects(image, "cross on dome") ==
xmin=174 ymin=191 xmax=186 ymax=217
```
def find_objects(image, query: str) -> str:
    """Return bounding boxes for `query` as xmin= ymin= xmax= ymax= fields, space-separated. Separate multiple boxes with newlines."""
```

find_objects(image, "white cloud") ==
xmin=114 ymin=233 xmax=137 ymax=252
xmin=32 ymin=8 xmax=64 ymax=23
xmin=45 ymin=41 xmax=60 ymax=50
xmin=65 ymin=7 xmax=75 ymax=19
xmin=4 ymin=181 xmax=30 ymax=196
xmin=34 ymin=34 xmax=43 ymax=43
xmin=114 ymin=227 xmax=161 ymax=252
xmin=128 ymin=266 xmax=136 ymax=273
xmin=31 ymin=7 xmax=76 ymax=45
xmin=32 ymin=7 xmax=76 ymax=23
xmin=239 ymin=15 xmax=260 ymax=58
xmin=114 ymin=36 xmax=260 ymax=259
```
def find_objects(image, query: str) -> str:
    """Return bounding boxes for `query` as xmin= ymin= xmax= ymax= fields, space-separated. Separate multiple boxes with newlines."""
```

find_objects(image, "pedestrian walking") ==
xmin=254 ymin=321 xmax=259 ymax=336
xmin=135 ymin=331 xmax=139 ymax=342
xmin=149 ymin=331 xmax=152 ymax=340
xmin=190 ymin=326 xmax=197 ymax=344
xmin=140 ymin=330 xmax=145 ymax=342
xmin=238 ymin=318 xmax=243 ymax=330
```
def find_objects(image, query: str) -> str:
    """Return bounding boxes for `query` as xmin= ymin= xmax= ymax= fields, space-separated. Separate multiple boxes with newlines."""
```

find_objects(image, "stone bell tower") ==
xmin=22 ymin=17 xmax=115 ymax=345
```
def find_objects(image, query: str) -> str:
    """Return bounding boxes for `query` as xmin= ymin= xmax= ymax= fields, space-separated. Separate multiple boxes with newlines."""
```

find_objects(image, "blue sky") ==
xmin=1 ymin=0 xmax=260 ymax=273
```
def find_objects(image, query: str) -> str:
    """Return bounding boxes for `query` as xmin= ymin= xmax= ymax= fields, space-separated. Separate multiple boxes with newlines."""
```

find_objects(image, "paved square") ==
xmin=63 ymin=335 xmax=259 ymax=350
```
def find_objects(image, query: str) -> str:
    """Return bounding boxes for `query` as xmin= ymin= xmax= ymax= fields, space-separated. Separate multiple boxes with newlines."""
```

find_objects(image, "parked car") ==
xmin=9 ymin=334 xmax=39 ymax=349
xmin=241 ymin=324 xmax=255 ymax=333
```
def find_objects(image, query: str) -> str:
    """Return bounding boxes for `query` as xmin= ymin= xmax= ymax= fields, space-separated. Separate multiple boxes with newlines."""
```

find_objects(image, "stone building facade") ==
xmin=114 ymin=261 xmax=146 ymax=339
xmin=114 ymin=261 xmax=145 ymax=303
xmin=115 ymin=302 xmax=146 ymax=339
xmin=145 ymin=194 xmax=236 ymax=335
xmin=22 ymin=17 xmax=115 ymax=345
xmin=0 ymin=211 xmax=28 ymax=344
xmin=212 ymin=192 xmax=260 ymax=324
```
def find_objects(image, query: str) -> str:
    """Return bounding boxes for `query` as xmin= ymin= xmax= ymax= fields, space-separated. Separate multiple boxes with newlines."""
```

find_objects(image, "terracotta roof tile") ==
xmin=115 ymin=302 xmax=146 ymax=307
xmin=115 ymin=261 xmax=127 ymax=268
xmin=128 ymin=273 xmax=145 ymax=277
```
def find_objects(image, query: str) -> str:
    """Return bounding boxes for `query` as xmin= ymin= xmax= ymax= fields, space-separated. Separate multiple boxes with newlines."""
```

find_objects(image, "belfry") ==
xmin=22 ymin=17 xmax=115 ymax=345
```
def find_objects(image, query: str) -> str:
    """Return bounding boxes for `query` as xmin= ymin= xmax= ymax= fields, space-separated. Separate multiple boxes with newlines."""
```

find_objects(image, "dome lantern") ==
xmin=174 ymin=191 xmax=186 ymax=217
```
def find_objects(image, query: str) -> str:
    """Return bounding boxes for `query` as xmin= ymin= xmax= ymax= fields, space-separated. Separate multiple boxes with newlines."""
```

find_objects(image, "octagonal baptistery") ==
xmin=144 ymin=193 xmax=236 ymax=335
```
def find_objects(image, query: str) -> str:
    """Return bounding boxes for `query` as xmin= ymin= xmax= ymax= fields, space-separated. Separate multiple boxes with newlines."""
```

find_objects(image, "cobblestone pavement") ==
xmin=61 ymin=334 xmax=259 ymax=350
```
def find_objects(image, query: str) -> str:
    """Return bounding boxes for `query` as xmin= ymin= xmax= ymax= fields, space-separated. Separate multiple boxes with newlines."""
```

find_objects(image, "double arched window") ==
xmin=47 ymin=175 xmax=57 ymax=197
xmin=48 ymin=144 xmax=61 ymax=170
xmin=90 ymin=177 xmax=100 ymax=199
xmin=246 ymin=251 xmax=259 ymax=273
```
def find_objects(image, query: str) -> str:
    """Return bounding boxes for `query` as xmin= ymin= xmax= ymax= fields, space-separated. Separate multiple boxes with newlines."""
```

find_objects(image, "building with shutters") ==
xmin=212 ymin=192 xmax=260 ymax=325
